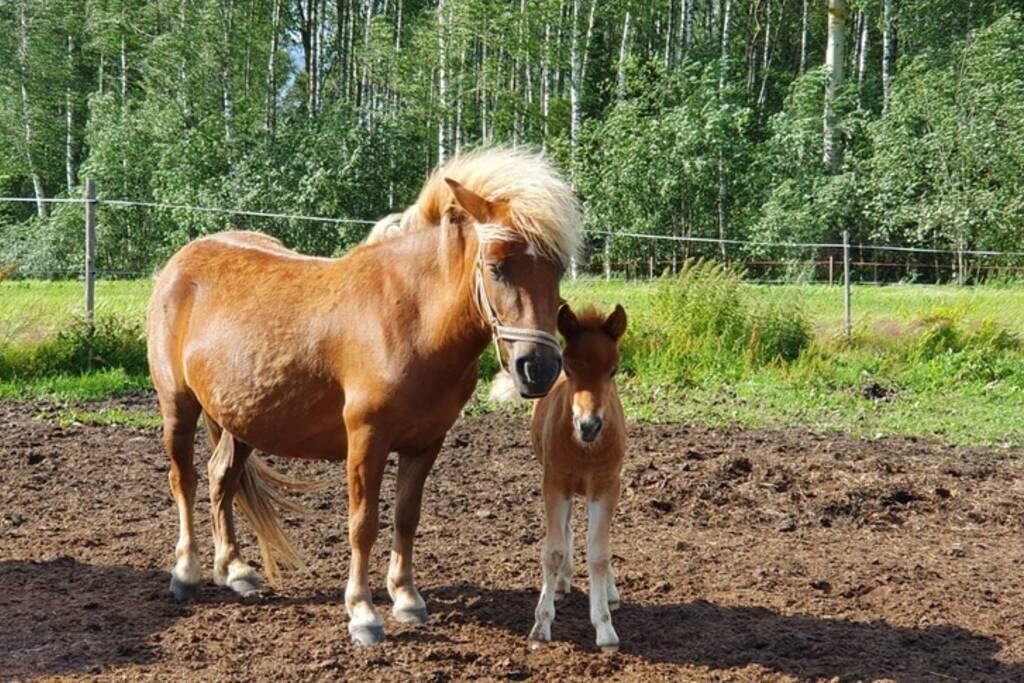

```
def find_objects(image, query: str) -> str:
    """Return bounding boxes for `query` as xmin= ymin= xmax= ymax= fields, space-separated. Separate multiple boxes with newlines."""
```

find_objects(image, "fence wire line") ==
xmin=589 ymin=229 xmax=1024 ymax=258
xmin=0 ymin=196 xmax=376 ymax=226
xmin=3 ymin=195 xmax=1024 ymax=258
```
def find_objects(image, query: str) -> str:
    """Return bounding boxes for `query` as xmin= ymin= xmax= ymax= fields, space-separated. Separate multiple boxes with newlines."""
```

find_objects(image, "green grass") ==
xmin=3 ymin=274 xmax=1024 ymax=447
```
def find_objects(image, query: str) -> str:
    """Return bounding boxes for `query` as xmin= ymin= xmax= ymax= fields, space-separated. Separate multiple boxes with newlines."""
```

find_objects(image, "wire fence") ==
xmin=5 ymin=184 xmax=1024 ymax=340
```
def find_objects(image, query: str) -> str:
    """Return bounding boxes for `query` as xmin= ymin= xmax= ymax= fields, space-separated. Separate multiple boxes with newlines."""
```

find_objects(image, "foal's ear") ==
xmin=445 ymin=178 xmax=492 ymax=223
xmin=557 ymin=303 xmax=580 ymax=340
xmin=603 ymin=304 xmax=627 ymax=341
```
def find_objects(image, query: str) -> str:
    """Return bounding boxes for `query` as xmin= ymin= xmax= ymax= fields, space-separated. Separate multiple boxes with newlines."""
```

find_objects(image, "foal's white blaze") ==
xmin=587 ymin=498 xmax=619 ymax=651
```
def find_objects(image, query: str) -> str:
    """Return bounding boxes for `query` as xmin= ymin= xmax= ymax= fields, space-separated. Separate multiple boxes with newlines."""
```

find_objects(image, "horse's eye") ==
xmin=488 ymin=263 xmax=506 ymax=282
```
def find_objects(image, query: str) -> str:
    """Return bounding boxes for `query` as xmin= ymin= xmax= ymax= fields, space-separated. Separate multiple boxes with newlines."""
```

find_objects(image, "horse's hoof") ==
xmin=227 ymin=576 xmax=262 ymax=597
xmin=169 ymin=576 xmax=197 ymax=601
xmin=393 ymin=606 xmax=430 ymax=625
xmin=350 ymin=624 xmax=386 ymax=646
xmin=528 ymin=638 xmax=549 ymax=651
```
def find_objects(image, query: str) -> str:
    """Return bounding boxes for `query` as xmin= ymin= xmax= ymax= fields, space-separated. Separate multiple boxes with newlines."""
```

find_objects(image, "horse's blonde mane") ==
xmin=413 ymin=147 xmax=580 ymax=267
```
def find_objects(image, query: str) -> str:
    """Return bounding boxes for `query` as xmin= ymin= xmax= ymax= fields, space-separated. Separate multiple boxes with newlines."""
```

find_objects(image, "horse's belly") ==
xmin=186 ymin=349 xmax=347 ymax=461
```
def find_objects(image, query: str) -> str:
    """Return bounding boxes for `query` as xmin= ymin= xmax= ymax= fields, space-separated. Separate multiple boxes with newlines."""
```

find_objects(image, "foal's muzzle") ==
xmin=512 ymin=348 xmax=562 ymax=398
xmin=574 ymin=414 xmax=604 ymax=443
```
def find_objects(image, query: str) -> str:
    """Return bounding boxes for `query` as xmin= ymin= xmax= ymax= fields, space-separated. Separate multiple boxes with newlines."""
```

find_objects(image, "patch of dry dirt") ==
xmin=3 ymin=395 xmax=1024 ymax=681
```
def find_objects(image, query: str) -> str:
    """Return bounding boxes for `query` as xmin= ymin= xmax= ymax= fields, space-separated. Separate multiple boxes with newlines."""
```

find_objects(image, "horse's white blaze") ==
xmin=587 ymin=498 xmax=619 ymax=651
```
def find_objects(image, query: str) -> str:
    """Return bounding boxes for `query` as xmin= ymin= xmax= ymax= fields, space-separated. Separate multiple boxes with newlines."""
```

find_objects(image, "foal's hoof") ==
xmin=600 ymin=643 xmax=620 ymax=654
xmin=554 ymin=589 xmax=570 ymax=602
xmin=349 ymin=624 xmax=386 ymax=646
xmin=169 ymin=576 xmax=198 ymax=602
xmin=393 ymin=606 xmax=430 ymax=625
xmin=227 ymin=575 xmax=263 ymax=597
xmin=528 ymin=638 xmax=550 ymax=651
xmin=608 ymin=599 xmax=621 ymax=612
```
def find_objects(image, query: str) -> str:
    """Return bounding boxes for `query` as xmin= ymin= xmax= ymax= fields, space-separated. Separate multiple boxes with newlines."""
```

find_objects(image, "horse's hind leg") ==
xmin=160 ymin=393 xmax=202 ymax=601
xmin=387 ymin=439 xmax=442 ymax=625
xmin=207 ymin=425 xmax=261 ymax=596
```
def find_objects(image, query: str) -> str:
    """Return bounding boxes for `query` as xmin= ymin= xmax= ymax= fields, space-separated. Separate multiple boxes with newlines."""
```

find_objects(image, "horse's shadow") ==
xmin=425 ymin=583 xmax=1024 ymax=681
xmin=0 ymin=557 xmax=187 ymax=678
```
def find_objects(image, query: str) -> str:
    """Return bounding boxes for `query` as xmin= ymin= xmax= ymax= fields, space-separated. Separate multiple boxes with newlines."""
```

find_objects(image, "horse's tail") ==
xmin=202 ymin=413 xmax=321 ymax=582
xmin=488 ymin=369 xmax=522 ymax=403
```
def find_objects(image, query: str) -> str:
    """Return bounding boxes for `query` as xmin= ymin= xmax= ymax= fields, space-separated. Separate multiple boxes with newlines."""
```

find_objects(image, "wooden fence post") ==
xmin=85 ymin=178 xmax=97 ymax=333
xmin=604 ymin=240 xmax=611 ymax=281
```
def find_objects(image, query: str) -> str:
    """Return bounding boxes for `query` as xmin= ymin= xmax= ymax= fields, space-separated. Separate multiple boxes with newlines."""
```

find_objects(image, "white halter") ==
xmin=473 ymin=243 xmax=562 ymax=373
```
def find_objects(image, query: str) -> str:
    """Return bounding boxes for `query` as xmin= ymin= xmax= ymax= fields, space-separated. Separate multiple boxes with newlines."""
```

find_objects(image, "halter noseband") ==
xmin=473 ymin=245 xmax=562 ymax=374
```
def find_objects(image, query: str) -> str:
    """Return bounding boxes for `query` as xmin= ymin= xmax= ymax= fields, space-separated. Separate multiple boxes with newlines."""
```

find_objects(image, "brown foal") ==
xmin=146 ymin=148 xmax=579 ymax=645
xmin=527 ymin=304 xmax=628 ymax=652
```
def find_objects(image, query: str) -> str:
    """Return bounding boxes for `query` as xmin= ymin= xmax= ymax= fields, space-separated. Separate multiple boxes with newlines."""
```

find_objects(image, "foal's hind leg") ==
xmin=160 ymin=394 xmax=202 ymax=601
xmin=387 ymin=440 xmax=442 ymax=625
xmin=207 ymin=427 xmax=261 ymax=596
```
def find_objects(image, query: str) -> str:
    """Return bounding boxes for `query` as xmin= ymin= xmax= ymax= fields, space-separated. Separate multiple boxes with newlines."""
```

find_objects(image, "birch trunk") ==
xmin=823 ymin=0 xmax=846 ymax=171
xmin=437 ymin=0 xmax=448 ymax=164
xmin=757 ymin=0 xmax=773 ymax=109
xmin=65 ymin=35 xmax=75 ymax=193
xmin=857 ymin=10 xmax=869 ymax=105
xmin=799 ymin=0 xmax=808 ymax=75
xmin=17 ymin=5 xmax=45 ymax=217
xmin=220 ymin=0 xmax=236 ymax=170
xmin=268 ymin=0 xmax=281 ymax=131
xmin=541 ymin=22 xmax=550 ymax=148
xmin=617 ymin=11 xmax=631 ymax=102
xmin=717 ymin=0 xmax=732 ymax=260
xmin=882 ymin=0 xmax=894 ymax=114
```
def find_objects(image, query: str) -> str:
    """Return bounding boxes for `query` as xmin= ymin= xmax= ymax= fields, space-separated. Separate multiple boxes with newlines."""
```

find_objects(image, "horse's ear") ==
xmin=445 ymin=178 xmax=492 ymax=223
xmin=558 ymin=303 xmax=579 ymax=340
xmin=603 ymin=304 xmax=627 ymax=341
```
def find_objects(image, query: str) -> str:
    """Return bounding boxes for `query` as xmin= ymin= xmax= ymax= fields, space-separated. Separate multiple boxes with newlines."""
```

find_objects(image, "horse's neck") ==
xmin=379 ymin=224 xmax=491 ymax=360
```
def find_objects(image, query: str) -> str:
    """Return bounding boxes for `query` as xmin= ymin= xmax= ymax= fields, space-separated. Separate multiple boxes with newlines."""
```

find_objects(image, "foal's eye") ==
xmin=488 ymin=263 xmax=507 ymax=282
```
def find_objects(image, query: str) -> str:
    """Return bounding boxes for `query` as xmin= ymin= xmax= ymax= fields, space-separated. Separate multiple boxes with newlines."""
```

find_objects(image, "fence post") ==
xmin=85 ymin=178 xmax=97 ymax=333
xmin=828 ymin=255 xmax=834 ymax=286
xmin=648 ymin=255 xmax=654 ymax=279
xmin=604 ymin=240 xmax=611 ymax=281
xmin=843 ymin=230 xmax=851 ymax=340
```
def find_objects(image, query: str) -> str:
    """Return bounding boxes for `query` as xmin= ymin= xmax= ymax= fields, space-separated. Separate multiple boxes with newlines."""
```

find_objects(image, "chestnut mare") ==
xmin=526 ymin=304 xmax=628 ymax=652
xmin=146 ymin=148 xmax=579 ymax=645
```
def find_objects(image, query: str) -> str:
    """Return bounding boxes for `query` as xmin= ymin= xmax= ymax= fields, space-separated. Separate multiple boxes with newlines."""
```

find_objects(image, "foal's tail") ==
xmin=203 ymin=413 xmax=322 ymax=582
xmin=488 ymin=370 xmax=522 ymax=403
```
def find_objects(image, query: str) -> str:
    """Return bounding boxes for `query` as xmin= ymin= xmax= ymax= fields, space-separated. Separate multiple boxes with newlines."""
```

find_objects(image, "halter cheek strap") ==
xmin=474 ymin=251 xmax=562 ymax=373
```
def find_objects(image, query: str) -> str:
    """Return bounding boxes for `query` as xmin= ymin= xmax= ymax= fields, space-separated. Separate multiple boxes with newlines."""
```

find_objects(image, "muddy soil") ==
xmin=3 ymin=395 xmax=1024 ymax=682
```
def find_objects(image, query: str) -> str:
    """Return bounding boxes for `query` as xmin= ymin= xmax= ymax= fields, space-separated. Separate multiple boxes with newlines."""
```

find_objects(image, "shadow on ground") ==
xmin=0 ymin=557 xmax=186 ymax=678
xmin=427 ymin=583 xmax=1023 ymax=681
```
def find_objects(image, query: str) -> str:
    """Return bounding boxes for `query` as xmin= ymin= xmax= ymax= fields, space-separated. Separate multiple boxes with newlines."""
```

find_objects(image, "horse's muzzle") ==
xmin=512 ymin=350 xmax=562 ymax=398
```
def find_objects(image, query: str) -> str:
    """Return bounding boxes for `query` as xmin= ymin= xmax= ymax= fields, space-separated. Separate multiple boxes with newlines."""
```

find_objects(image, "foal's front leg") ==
xmin=529 ymin=489 xmax=571 ymax=649
xmin=345 ymin=426 xmax=389 ymax=645
xmin=387 ymin=440 xmax=442 ymax=625
xmin=587 ymin=493 xmax=620 ymax=652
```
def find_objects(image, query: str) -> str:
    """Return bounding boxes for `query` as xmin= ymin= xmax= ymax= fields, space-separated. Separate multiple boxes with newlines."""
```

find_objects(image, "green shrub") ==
xmin=0 ymin=313 xmax=148 ymax=380
xmin=628 ymin=260 xmax=812 ymax=384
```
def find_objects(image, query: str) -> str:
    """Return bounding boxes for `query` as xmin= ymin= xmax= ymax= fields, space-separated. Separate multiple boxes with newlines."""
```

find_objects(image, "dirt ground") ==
xmin=3 ymin=395 xmax=1024 ymax=682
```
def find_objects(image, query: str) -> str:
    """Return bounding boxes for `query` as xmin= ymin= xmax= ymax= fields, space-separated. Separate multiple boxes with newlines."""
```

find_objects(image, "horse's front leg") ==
xmin=344 ymin=425 xmax=389 ymax=645
xmin=388 ymin=439 xmax=442 ymax=625
xmin=587 ymin=492 xmax=620 ymax=652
